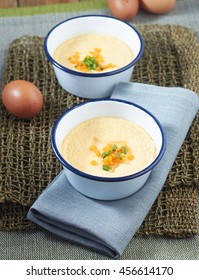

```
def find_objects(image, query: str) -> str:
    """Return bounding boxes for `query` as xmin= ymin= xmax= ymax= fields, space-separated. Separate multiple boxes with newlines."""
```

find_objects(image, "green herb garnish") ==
xmin=116 ymin=152 xmax=122 ymax=160
xmin=82 ymin=56 xmax=100 ymax=70
xmin=103 ymin=165 xmax=111 ymax=171
xmin=112 ymin=144 xmax=118 ymax=151
xmin=102 ymin=150 xmax=111 ymax=158
xmin=122 ymin=146 xmax=127 ymax=154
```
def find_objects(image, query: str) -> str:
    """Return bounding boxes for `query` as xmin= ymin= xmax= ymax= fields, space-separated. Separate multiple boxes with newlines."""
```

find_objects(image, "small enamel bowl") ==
xmin=51 ymin=99 xmax=166 ymax=200
xmin=44 ymin=15 xmax=144 ymax=99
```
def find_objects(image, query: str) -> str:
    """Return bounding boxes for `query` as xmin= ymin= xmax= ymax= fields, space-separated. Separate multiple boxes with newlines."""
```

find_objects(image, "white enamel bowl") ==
xmin=51 ymin=99 xmax=166 ymax=200
xmin=44 ymin=15 xmax=144 ymax=99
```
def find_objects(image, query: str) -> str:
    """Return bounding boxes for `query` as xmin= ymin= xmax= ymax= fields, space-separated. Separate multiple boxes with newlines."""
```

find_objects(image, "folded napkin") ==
xmin=27 ymin=83 xmax=199 ymax=258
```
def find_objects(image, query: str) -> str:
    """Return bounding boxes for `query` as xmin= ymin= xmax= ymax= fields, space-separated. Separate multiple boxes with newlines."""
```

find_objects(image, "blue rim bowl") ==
xmin=51 ymin=98 xmax=166 ymax=183
xmin=44 ymin=15 xmax=144 ymax=78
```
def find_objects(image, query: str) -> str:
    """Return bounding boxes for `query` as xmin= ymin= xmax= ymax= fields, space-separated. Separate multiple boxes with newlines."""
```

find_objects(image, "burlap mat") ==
xmin=0 ymin=24 xmax=198 ymax=237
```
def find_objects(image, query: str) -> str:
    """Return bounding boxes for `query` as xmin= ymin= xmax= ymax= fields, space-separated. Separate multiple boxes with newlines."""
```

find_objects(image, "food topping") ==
xmin=90 ymin=143 xmax=135 ymax=172
xmin=68 ymin=48 xmax=116 ymax=72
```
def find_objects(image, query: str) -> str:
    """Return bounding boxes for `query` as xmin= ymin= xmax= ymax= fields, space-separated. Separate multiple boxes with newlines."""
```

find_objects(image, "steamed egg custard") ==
xmin=60 ymin=117 xmax=156 ymax=177
xmin=53 ymin=34 xmax=134 ymax=73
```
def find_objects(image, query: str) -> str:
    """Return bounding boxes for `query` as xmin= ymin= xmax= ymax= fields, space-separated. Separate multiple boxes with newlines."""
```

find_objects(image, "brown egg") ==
xmin=139 ymin=0 xmax=176 ymax=14
xmin=107 ymin=0 xmax=139 ymax=21
xmin=2 ymin=80 xmax=43 ymax=119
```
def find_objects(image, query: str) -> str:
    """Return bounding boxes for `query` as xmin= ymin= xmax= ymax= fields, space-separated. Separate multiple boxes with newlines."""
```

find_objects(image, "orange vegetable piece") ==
xmin=128 ymin=154 xmax=135 ymax=160
xmin=90 ymin=145 xmax=101 ymax=157
xmin=90 ymin=160 xmax=98 ymax=165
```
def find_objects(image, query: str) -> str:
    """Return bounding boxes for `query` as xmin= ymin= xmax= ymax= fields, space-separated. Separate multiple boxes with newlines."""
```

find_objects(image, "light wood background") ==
xmin=0 ymin=0 xmax=80 ymax=8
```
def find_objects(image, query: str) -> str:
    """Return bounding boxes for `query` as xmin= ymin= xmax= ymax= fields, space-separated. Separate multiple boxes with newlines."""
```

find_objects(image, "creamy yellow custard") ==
xmin=53 ymin=34 xmax=134 ymax=73
xmin=60 ymin=117 xmax=156 ymax=177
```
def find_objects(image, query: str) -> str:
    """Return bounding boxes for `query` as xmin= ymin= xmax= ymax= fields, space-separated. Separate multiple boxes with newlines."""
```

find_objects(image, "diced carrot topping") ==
xmin=90 ymin=145 xmax=101 ymax=157
xmin=128 ymin=154 xmax=135 ymax=160
xmin=90 ymin=160 xmax=98 ymax=166
xmin=117 ymin=146 xmax=123 ymax=152
xmin=103 ymin=143 xmax=113 ymax=152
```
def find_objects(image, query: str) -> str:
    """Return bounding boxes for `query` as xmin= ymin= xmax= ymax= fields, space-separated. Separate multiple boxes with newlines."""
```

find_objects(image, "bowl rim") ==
xmin=51 ymin=98 xmax=166 ymax=182
xmin=44 ymin=14 xmax=144 ymax=78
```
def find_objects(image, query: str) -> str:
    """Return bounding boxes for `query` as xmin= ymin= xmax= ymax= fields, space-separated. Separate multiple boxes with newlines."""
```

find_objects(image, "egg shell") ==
xmin=2 ymin=80 xmax=43 ymax=119
xmin=139 ymin=0 xmax=176 ymax=14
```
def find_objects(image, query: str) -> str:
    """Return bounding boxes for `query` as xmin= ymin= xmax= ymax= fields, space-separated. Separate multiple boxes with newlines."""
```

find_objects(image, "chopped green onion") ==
xmin=103 ymin=165 xmax=111 ymax=171
xmin=112 ymin=144 xmax=118 ymax=151
xmin=122 ymin=146 xmax=127 ymax=154
xmin=102 ymin=150 xmax=111 ymax=158
xmin=82 ymin=56 xmax=99 ymax=70
xmin=116 ymin=152 xmax=122 ymax=159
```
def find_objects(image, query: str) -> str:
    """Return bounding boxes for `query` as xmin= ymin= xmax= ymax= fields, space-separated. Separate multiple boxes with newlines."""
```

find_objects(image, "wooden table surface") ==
xmin=0 ymin=0 xmax=80 ymax=8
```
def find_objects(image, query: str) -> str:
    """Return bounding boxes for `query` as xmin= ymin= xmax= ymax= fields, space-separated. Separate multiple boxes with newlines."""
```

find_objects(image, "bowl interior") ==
xmin=53 ymin=99 xmax=164 ymax=167
xmin=46 ymin=15 xmax=142 ymax=66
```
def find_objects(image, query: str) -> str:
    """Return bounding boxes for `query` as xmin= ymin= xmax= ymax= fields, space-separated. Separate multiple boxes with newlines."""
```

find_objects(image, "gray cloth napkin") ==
xmin=27 ymin=83 xmax=199 ymax=258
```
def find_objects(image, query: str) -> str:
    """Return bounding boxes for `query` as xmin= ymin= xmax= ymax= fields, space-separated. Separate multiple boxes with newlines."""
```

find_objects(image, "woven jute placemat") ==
xmin=0 ymin=24 xmax=198 ymax=237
